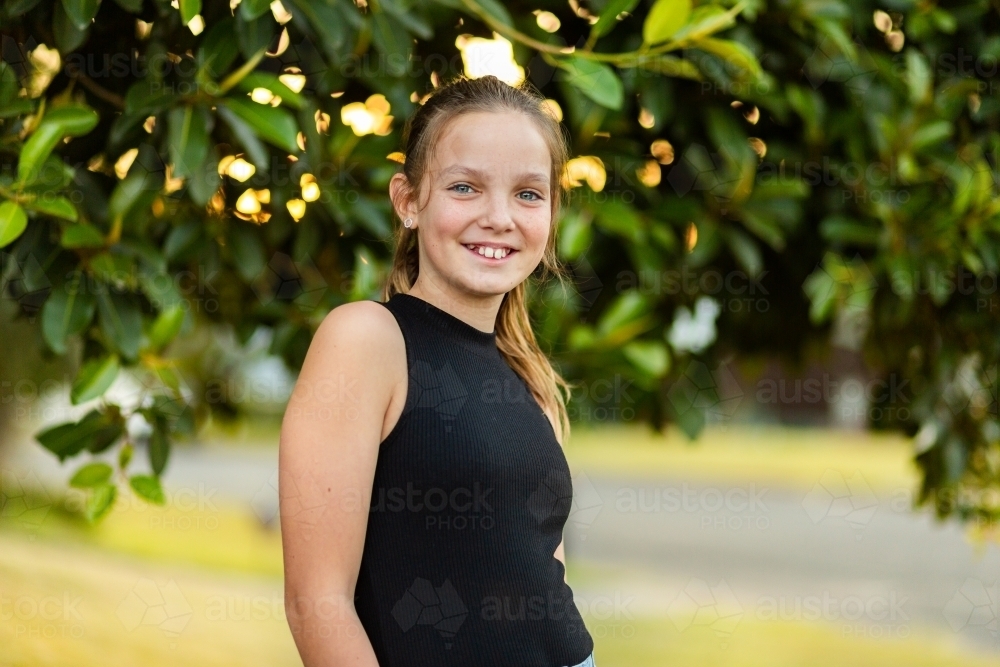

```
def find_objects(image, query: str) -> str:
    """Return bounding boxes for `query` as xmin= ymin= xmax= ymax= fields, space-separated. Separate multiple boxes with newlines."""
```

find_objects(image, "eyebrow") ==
xmin=438 ymin=164 xmax=550 ymax=186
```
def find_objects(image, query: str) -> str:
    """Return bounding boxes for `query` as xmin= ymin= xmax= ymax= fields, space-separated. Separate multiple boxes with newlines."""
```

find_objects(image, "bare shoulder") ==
xmin=312 ymin=299 xmax=401 ymax=350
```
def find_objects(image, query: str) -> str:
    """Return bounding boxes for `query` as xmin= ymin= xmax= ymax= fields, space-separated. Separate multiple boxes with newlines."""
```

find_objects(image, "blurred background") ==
xmin=1 ymin=0 xmax=999 ymax=665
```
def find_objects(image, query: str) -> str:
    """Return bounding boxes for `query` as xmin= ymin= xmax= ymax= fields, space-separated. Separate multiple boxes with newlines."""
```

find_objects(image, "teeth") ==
xmin=466 ymin=244 xmax=510 ymax=259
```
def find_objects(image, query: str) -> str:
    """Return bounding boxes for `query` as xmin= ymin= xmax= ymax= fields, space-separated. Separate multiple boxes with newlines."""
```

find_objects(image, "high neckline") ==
xmin=391 ymin=292 xmax=499 ymax=355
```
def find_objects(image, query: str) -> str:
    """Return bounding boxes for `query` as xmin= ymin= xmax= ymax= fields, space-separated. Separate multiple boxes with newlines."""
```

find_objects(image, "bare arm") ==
xmin=279 ymin=302 xmax=403 ymax=667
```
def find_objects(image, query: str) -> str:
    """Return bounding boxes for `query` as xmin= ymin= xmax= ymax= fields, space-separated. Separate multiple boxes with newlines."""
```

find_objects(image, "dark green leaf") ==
xmin=70 ymin=462 xmax=113 ymax=488
xmin=240 ymin=0 xmax=271 ymax=21
xmin=61 ymin=0 xmax=101 ymax=31
xmin=220 ymin=96 xmax=300 ymax=153
xmin=469 ymin=0 xmax=513 ymax=28
xmin=149 ymin=421 xmax=170 ymax=475
xmin=198 ymin=17 xmax=240 ymax=78
xmin=71 ymin=354 xmax=120 ymax=404
xmin=54 ymin=0 xmax=91 ymax=52
xmin=217 ymin=104 xmax=271 ymax=170
xmin=36 ymin=410 xmax=123 ymax=462
xmin=167 ymin=105 xmax=211 ymax=179
xmin=96 ymin=292 xmax=143 ymax=361
xmin=236 ymin=11 xmax=276 ymax=59
xmin=42 ymin=283 xmax=95 ymax=354
xmin=229 ymin=223 xmax=266 ymax=282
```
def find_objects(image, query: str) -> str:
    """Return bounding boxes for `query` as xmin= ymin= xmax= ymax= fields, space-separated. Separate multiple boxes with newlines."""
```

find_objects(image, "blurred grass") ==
xmin=565 ymin=424 xmax=920 ymax=493
xmin=2 ymin=424 xmax=993 ymax=667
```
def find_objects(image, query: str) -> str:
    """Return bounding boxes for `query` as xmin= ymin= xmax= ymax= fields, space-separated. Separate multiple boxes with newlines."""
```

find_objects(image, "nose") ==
xmin=480 ymin=191 xmax=516 ymax=231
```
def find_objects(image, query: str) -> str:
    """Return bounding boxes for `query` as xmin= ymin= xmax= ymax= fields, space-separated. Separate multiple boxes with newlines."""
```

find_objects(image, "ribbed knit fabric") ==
xmin=354 ymin=292 xmax=594 ymax=667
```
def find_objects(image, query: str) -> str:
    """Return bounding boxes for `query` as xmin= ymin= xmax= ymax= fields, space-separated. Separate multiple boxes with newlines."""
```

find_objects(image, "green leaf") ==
xmin=240 ymin=0 xmax=271 ymax=20
xmin=671 ymin=4 xmax=736 ymax=42
xmin=597 ymin=291 xmax=651 ymax=336
xmin=113 ymin=0 xmax=142 ymax=11
xmin=592 ymin=0 xmax=641 ymax=40
xmin=149 ymin=421 xmax=170 ymax=475
xmin=217 ymin=104 xmax=271 ymax=170
xmin=36 ymin=410 xmax=123 ymax=462
xmin=236 ymin=72 xmax=305 ymax=110
xmin=228 ymin=223 xmax=266 ymax=282
xmin=26 ymin=195 xmax=78 ymax=222
xmin=168 ymin=105 xmax=210 ymax=179
xmin=54 ymin=0 xmax=91 ymax=52
xmin=179 ymin=0 xmax=201 ymax=24
xmin=148 ymin=304 xmax=185 ymax=349
xmin=910 ymin=121 xmax=952 ymax=151
xmin=558 ymin=210 xmax=593 ymax=261
xmin=627 ymin=54 xmax=702 ymax=80
xmin=643 ymin=0 xmax=692 ymax=45
xmin=70 ymin=462 xmax=113 ymax=488
xmin=71 ymin=354 xmax=120 ymax=404
xmin=0 ymin=201 xmax=28 ymax=248
xmin=60 ymin=223 xmax=105 ymax=248
xmin=61 ymin=0 xmax=101 ymax=31
xmin=694 ymin=38 xmax=762 ymax=79
xmin=17 ymin=105 xmax=99 ymax=183
xmin=236 ymin=11 xmax=276 ymax=59
xmin=96 ymin=292 xmax=143 ymax=361
xmin=220 ymin=97 xmax=300 ymax=153
xmin=198 ymin=17 xmax=240 ymax=78
xmin=470 ymin=0 xmax=514 ymax=28
xmin=130 ymin=474 xmax=166 ymax=505
xmin=42 ymin=283 xmax=95 ymax=354
xmin=371 ymin=12 xmax=412 ymax=77
xmin=905 ymin=48 xmax=932 ymax=105
xmin=282 ymin=0 xmax=347 ymax=59
xmin=623 ymin=340 xmax=671 ymax=377
xmin=557 ymin=57 xmax=623 ymax=111
xmin=85 ymin=483 xmax=117 ymax=522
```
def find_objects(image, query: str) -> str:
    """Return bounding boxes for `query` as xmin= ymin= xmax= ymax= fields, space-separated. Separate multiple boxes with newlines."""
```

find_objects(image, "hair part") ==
xmin=382 ymin=74 xmax=575 ymax=444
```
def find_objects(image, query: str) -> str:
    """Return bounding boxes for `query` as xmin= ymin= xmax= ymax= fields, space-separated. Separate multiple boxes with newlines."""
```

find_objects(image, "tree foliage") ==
xmin=1 ymin=0 xmax=998 ymax=525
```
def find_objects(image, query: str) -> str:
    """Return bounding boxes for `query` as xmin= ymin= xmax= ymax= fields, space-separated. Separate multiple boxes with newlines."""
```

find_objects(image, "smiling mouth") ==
xmin=463 ymin=244 xmax=518 ymax=261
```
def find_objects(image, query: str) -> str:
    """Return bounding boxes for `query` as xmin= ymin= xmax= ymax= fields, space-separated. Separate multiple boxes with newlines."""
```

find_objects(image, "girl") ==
xmin=280 ymin=74 xmax=595 ymax=667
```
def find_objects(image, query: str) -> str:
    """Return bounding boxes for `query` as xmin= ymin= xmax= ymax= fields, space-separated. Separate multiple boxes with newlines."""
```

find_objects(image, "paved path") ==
xmin=5 ymin=438 xmax=999 ymax=655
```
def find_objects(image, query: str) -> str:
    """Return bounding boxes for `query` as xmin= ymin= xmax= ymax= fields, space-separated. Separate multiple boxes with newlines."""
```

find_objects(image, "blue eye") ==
xmin=450 ymin=183 xmax=473 ymax=193
xmin=519 ymin=191 xmax=542 ymax=201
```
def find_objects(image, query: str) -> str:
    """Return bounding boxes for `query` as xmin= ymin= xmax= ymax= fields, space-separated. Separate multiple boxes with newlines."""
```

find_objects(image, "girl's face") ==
xmin=393 ymin=110 xmax=553 ymax=299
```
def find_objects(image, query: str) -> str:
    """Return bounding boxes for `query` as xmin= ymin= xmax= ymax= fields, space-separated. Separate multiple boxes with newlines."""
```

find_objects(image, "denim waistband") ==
xmin=567 ymin=652 xmax=595 ymax=667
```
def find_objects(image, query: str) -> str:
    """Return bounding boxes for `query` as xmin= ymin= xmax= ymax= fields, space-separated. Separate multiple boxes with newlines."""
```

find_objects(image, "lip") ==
xmin=463 ymin=242 xmax=518 ymax=262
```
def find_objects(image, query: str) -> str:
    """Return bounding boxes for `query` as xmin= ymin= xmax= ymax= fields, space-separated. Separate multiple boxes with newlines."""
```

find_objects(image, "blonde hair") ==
xmin=381 ymin=74 xmax=575 ymax=444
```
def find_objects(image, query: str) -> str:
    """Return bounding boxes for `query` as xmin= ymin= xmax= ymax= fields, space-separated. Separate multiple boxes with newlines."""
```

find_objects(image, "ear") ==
xmin=389 ymin=173 xmax=416 ymax=224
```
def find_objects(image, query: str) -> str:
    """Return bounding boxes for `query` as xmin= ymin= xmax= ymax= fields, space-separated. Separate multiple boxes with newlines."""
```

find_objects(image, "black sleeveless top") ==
xmin=354 ymin=292 xmax=594 ymax=666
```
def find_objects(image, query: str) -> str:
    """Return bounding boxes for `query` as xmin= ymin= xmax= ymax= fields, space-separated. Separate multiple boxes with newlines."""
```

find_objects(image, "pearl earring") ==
xmin=403 ymin=217 xmax=413 ymax=228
